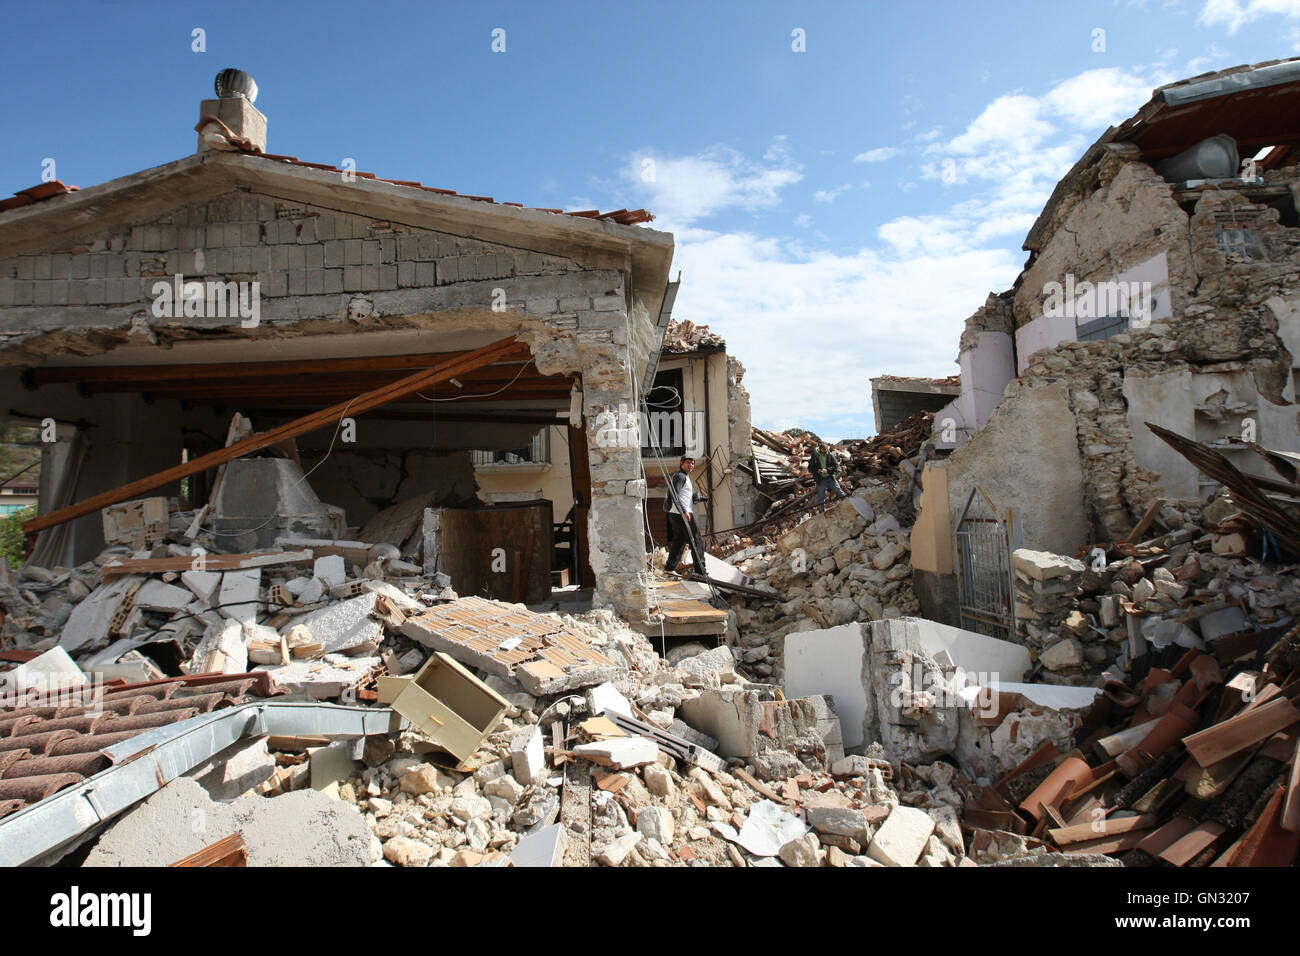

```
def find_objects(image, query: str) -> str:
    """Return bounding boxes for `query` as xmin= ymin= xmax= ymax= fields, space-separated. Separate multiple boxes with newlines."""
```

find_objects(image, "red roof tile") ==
xmin=0 ymin=671 xmax=278 ymax=814
xmin=0 ymin=179 xmax=78 ymax=213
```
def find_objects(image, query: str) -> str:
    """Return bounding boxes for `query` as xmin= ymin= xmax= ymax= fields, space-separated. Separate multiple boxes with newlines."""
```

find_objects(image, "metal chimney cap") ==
xmin=214 ymin=69 xmax=258 ymax=104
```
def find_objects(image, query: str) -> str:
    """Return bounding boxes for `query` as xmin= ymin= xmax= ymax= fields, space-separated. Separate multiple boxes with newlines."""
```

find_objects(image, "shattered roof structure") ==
xmin=1026 ymin=55 xmax=1300 ymax=252
xmin=660 ymin=319 xmax=725 ymax=354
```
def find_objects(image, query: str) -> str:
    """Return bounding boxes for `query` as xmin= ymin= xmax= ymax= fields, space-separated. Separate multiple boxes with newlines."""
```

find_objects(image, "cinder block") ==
xmin=398 ymin=261 xmax=417 ymax=287
xmin=361 ymin=265 xmax=380 ymax=288
xmin=414 ymin=262 xmax=435 ymax=286
xmin=592 ymin=294 xmax=624 ymax=311
xmin=268 ymin=271 xmax=288 ymax=297
xmin=270 ymin=247 xmax=289 ymax=272
xmin=16 ymin=257 xmax=34 ymax=280
xmin=323 ymin=240 xmax=346 ymax=269
xmin=49 ymin=254 xmax=71 ymax=279
xmin=31 ymin=281 xmax=51 ymax=306
xmin=315 ymin=216 xmax=336 ymax=241
xmin=305 ymin=269 xmax=325 ymax=295
xmin=378 ymin=238 xmax=395 ymax=262
xmin=474 ymin=254 xmax=497 ymax=278
xmin=287 ymin=245 xmax=306 ymax=272
xmin=526 ymin=297 xmax=558 ymax=315
xmin=344 ymin=239 xmax=364 ymax=266
xmin=288 ymin=270 xmax=307 ymax=295
xmin=558 ymin=296 xmax=589 ymax=311
xmin=397 ymin=237 xmax=419 ymax=260
xmin=343 ymin=265 xmax=363 ymax=291
xmin=302 ymin=244 xmax=324 ymax=270
xmin=323 ymin=269 xmax=344 ymax=294
xmin=48 ymin=279 xmax=69 ymax=305
xmin=437 ymin=257 xmax=459 ymax=284
xmin=70 ymin=255 xmax=90 ymax=279
xmin=362 ymin=240 xmax=381 ymax=266
xmin=0 ymin=281 xmax=13 ymax=307
xmin=416 ymin=236 xmax=438 ymax=260
xmin=296 ymin=218 xmax=317 ymax=244
xmin=377 ymin=265 xmax=398 ymax=290
xmin=83 ymin=278 xmax=105 ymax=304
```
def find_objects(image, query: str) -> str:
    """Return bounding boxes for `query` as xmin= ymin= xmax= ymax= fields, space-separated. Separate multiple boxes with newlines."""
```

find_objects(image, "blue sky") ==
xmin=3 ymin=0 xmax=1300 ymax=439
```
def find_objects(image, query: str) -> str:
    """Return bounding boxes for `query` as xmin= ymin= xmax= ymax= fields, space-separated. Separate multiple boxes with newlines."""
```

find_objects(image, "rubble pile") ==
xmin=660 ymin=319 xmax=725 ymax=354
xmin=965 ymin=615 xmax=1300 ymax=867
xmin=1000 ymin=491 xmax=1300 ymax=688
xmin=722 ymin=493 xmax=919 ymax=684
xmin=737 ymin=411 xmax=934 ymax=536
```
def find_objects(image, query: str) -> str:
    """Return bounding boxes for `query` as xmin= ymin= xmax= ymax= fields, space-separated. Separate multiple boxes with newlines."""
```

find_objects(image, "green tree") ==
xmin=0 ymin=505 xmax=35 ymax=570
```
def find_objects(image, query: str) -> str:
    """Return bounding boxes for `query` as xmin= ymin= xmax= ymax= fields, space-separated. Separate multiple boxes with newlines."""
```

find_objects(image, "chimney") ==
xmin=197 ymin=69 xmax=267 ymax=154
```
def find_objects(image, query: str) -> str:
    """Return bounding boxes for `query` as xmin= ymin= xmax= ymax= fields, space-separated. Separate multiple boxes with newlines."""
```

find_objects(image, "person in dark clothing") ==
xmin=663 ymin=456 xmax=709 ymax=574
xmin=808 ymin=441 xmax=848 ymax=508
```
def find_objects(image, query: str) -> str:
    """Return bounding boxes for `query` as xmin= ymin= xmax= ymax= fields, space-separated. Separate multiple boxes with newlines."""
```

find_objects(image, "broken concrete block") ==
xmin=297 ymin=593 xmax=384 ymax=654
xmin=509 ymin=725 xmax=546 ymax=786
xmin=643 ymin=763 xmax=676 ymax=798
xmin=217 ymin=569 xmax=261 ymax=623
xmin=256 ymin=654 xmax=381 ymax=699
xmin=134 ymin=579 xmax=194 ymax=613
xmin=483 ymin=774 xmax=525 ymax=804
xmin=637 ymin=806 xmax=675 ymax=844
xmin=1040 ymin=638 xmax=1085 ymax=671
xmin=84 ymin=778 xmax=370 ymax=866
xmin=450 ymin=794 xmax=492 ymax=822
xmin=673 ymin=644 xmax=736 ymax=684
xmin=58 ymin=575 xmax=141 ymax=652
xmin=314 ymin=555 xmax=347 ymax=587
xmin=384 ymin=836 xmax=433 ymax=867
xmin=806 ymin=805 xmax=871 ymax=842
xmin=587 ymin=681 xmax=634 ymax=718
xmin=181 ymin=569 xmax=221 ymax=606
xmin=778 ymin=831 xmax=822 ymax=867
xmin=509 ymin=824 xmax=568 ymax=867
xmin=1011 ymin=549 xmax=1085 ymax=581
xmin=867 ymin=804 xmax=936 ymax=867
xmin=401 ymin=763 xmax=455 ymax=795
xmin=595 ymin=831 xmax=643 ymax=867
xmin=574 ymin=736 xmax=659 ymax=769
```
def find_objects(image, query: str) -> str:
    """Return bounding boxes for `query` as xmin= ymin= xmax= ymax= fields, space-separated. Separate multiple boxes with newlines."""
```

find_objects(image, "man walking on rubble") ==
xmin=663 ymin=455 xmax=709 ymax=575
xmin=809 ymin=441 xmax=847 ymax=510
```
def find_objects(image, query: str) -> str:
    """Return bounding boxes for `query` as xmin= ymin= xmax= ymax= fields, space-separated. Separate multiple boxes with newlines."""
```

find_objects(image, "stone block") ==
xmin=866 ymin=805 xmax=935 ymax=867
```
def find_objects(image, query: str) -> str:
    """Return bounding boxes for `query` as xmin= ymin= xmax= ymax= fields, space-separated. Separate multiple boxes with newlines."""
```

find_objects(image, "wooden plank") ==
xmin=1122 ymin=497 xmax=1165 ymax=545
xmin=100 ymin=550 xmax=314 ymax=577
xmin=732 ymin=766 xmax=791 ymax=806
xmin=657 ymin=599 xmax=728 ymax=623
xmin=168 ymin=833 xmax=247 ymax=867
xmin=24 ymin=337 xmax=522 ymax=534
xmin=1182 ymin=697 xmax=1300 ymax=766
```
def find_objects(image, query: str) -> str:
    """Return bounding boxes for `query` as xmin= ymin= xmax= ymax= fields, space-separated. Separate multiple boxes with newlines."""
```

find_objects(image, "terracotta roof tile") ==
xmin=0 ymin=671 xmax=277 ymax=818
xmin=0 ymin=179 xmax=78 ymax=213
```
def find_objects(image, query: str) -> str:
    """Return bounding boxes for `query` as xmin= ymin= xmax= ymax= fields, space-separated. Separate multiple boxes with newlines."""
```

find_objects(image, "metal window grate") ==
xmin=1077 ymin=314 xmax=1130 ymax=342
xmin=953 ymin=486 xmax=1017 ymax=641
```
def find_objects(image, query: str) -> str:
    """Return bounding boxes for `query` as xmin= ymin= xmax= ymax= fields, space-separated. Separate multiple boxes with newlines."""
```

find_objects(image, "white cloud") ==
xmin=813 ymin=184 xmax=852 ymax=203
xmin=854 ymin=147 xmax=900 ymax=163
xmin=602 ymin=64 xmax=1184 ymax=439
xmin=617 ymin=139 xmax=802 ymax=229
xmin=1199 ymin=0 xmax=1300 ymax=33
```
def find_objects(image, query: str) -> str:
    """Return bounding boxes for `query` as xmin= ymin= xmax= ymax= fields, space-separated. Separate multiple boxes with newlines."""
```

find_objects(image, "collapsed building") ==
xmin=0 ymin=78 xmax=683 ymax=623
xmin=915 ymin=57 xmax=1300 ymax=624
xmin=3 ymin=60 xmax=1299 ymax=869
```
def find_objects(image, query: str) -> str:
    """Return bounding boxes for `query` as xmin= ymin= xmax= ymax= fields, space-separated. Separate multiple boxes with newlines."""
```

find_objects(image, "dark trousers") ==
xmin=665 ymin=512 xmax=706 ymax=573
